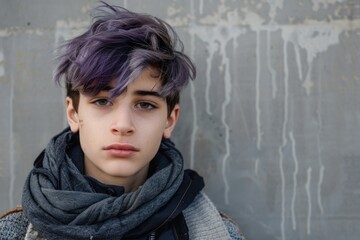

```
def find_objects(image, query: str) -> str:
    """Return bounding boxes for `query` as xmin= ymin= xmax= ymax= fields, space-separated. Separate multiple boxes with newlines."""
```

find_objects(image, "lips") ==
xmin=103 ymin=143 xmax=139 ymax=158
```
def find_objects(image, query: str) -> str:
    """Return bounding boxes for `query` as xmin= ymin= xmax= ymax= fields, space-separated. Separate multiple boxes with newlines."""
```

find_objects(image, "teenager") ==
xmin=0 ymin=3 xmax=244 ymax=239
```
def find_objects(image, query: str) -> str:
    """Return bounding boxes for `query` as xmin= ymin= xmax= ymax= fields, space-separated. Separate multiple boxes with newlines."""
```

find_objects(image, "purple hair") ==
xmin=54 ymin=2 xmax=196 ymax=113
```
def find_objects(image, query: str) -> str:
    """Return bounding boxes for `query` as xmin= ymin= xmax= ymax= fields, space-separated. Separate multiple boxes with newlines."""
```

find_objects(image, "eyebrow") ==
xmin=102 ymin=85 xmax=114 ymax=91
xmin=97 ymin=86 xmax=164 ymax=99
xmin=134 ymin=90 xmax=164 ymax=99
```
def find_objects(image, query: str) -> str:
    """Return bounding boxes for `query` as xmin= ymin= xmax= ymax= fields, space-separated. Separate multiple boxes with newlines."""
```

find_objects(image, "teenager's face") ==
xmin=66 ymin=67 xmax=179 ymax=191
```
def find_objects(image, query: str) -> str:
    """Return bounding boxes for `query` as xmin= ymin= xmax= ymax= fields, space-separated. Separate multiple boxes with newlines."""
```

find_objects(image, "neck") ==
xmin=84 ymin=159 xmax=150 ymax=192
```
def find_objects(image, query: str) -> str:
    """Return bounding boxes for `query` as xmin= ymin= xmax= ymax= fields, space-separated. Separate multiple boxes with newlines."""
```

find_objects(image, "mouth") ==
xmin=103 ymin=143 xmax=139 ymax=158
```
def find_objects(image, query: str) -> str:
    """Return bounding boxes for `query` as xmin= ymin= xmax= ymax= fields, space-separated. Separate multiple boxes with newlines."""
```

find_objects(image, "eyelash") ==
xmin=135 ymin=102 xmax=157 ymax=110
xmin=92 ymin=98 xmax=113 ymax=106
xmin=91 ymin=99 xmax=157 ymax=110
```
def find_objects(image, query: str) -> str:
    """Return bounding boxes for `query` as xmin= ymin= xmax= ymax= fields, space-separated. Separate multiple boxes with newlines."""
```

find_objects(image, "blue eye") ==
xmin=93 ymin=98 xmax=112 ymax=106
xmin=135 ymin=102 xmax=156 ymax=110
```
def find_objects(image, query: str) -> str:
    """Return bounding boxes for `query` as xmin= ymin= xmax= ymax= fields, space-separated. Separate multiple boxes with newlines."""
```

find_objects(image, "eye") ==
xmin=135 ymin=102 xmax=156 ymax=110
xmin=92 ymin=98 xmax=113 ymax=106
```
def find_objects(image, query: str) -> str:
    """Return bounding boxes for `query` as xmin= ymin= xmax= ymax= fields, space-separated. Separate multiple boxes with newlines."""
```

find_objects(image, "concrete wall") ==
xmin=1 ymin=0 xmax=359 ymax=239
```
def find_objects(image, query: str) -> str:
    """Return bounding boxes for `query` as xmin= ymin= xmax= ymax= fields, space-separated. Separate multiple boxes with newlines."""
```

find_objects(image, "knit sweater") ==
xmin=1 ymin=192 xmax=244 ymax=240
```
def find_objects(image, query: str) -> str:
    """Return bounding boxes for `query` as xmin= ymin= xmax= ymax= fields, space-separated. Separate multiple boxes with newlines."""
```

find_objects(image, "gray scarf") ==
xmin=22 ymin=128 xmax=184 ymax=240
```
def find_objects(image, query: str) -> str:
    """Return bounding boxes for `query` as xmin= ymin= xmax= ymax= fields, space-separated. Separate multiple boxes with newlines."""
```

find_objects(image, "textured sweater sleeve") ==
xmin=0 ymin=208 xmax=28 ymax=240
xmin=222 ymin=216 xmax=246 ymax=240
xmin=183 ymin=191 xmax=245 ymax=240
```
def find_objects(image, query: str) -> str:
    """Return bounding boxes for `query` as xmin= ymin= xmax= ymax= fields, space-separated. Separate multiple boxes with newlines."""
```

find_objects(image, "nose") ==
xmin=111 ymin=105 xmax=135 ymax=136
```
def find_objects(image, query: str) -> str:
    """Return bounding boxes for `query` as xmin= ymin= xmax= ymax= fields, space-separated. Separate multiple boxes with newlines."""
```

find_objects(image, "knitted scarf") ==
xmin=22 ymin=128 xmax=191 ymax=240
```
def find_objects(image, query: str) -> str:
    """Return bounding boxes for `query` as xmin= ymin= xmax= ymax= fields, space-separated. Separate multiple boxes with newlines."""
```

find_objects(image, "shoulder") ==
xmin=0 ymin=207 xmax=29 ymax=240
xmin=183 ymin=192 xmax=245 ymax=240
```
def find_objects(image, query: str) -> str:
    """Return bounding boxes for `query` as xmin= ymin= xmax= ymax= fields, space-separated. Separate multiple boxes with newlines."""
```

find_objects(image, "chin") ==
xmin=105 ymin=165 xmax=142 ymax=177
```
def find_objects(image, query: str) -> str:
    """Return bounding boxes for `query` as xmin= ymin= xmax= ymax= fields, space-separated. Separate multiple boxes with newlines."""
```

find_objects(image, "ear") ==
xmin=163 ymin=104 xmax=180 ymax=139
xmin=66 ymin=97 xmax=80 ymax=133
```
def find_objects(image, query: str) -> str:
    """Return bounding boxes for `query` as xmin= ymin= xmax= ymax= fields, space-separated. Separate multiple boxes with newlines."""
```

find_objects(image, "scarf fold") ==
xmin=22 ymin=128 xmax=194 ymax=240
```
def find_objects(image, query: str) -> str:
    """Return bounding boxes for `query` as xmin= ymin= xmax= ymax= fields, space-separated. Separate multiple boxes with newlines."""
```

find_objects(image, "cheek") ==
xmin=77 ymin=118 xmax=99 ymax=148
xmin=137 ymin=118 xmax=164 ymax=138
xmin=77 ymin=111 xmax=98 ymax=128
xmin=143 ymin=118 xmax=167 ymax=134
xmin=78 ymin=129 xmax=100 ymax=160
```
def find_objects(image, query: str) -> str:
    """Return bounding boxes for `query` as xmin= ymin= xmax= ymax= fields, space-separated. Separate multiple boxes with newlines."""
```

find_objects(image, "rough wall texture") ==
xmin=1 ymin=0 xmax=359 ymax=239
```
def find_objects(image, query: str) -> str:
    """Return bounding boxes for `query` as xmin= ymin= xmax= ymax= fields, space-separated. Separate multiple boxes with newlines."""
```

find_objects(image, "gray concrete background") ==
xmin=1 ymin=0 xmax=360 ymax=239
